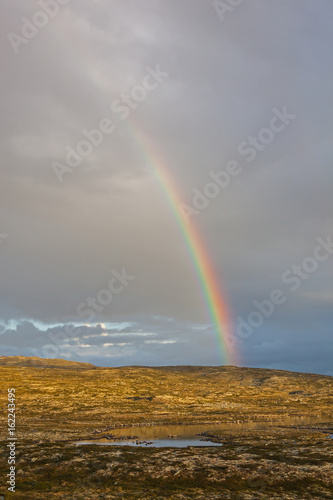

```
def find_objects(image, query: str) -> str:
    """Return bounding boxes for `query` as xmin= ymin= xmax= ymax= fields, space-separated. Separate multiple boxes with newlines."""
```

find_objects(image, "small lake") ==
xmin=76 ymin=416 xmax=329 ymax=448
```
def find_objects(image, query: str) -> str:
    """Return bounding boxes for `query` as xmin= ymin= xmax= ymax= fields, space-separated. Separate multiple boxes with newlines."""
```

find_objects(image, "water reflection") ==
xmin=76 ymin=416 xmax=328 ymax=448
xmin=77 ymin=438 xmax=222 ymax=448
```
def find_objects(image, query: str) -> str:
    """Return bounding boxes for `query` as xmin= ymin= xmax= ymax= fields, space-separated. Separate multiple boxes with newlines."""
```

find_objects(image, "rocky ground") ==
xmin=0 ymin=358 xmax=332 ymax=499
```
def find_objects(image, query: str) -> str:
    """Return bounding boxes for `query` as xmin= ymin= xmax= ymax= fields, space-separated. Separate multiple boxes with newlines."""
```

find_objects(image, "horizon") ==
xmin=1 ymin=354 xmax=332 ymax=378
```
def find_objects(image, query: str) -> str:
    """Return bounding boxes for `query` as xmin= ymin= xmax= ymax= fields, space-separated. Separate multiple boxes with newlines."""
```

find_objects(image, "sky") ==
xmin=0 ymin=0 xmax=332 ymax=374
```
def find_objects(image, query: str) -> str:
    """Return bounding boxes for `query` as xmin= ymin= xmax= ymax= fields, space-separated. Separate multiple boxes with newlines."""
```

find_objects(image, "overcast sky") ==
xmin=1 ymin=0 xmax=332 ymax=374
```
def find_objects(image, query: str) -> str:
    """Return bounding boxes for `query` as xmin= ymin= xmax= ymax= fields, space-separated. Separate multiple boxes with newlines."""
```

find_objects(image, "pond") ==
xmin=76 ymin=416 xmax=328 ymax=448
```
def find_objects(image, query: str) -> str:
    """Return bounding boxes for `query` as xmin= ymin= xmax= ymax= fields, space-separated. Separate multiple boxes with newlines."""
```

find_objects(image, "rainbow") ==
xmin=44 ymin=17 xmax=239 ymax=365
xmin=128 ymin=128 xmax=238 ymax=365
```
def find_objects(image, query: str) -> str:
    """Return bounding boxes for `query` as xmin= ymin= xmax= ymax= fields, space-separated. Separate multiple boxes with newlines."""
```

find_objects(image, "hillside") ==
xmin=0 ymin=356 xmax=95 ymax=369
xmin=0 ymin=357 xmax=331 ymax=442
xmin=0 ymin=357 xmax=332 ymax=499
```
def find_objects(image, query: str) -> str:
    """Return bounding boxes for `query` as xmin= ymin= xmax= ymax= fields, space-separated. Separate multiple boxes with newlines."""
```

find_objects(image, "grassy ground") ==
xmin=0 ymin=360 xmax=332 ymax=498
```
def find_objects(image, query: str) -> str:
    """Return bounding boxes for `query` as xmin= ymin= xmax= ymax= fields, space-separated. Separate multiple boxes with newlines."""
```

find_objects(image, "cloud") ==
xmin=0 ymin=0 xmax=332 ymax=373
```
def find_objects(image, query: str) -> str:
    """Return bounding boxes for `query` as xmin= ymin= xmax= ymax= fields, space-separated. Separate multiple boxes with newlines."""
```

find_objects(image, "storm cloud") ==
xmin=1 ymin=0 xmax=332 ymax=373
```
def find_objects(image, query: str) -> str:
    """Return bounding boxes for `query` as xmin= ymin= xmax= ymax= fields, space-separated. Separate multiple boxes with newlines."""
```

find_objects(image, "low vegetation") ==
xmin=0 ymin=357 xmax=332 ymax=498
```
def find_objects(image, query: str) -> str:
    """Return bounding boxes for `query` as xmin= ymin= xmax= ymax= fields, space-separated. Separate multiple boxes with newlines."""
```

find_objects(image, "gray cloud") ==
xmin=0 ymin=0 xmax=332 ymax=373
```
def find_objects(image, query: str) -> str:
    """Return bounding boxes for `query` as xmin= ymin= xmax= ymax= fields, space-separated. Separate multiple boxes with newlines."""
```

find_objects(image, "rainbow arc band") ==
xmin=132 ymin=129 xmax=238 ymax=365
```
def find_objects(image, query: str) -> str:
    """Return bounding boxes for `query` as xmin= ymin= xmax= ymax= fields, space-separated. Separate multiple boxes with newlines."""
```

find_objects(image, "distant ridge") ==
xmin=0 ymin=356 xmax=331 ymax=379
xmin=0 ymin=356 xmax=96 ymax=369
